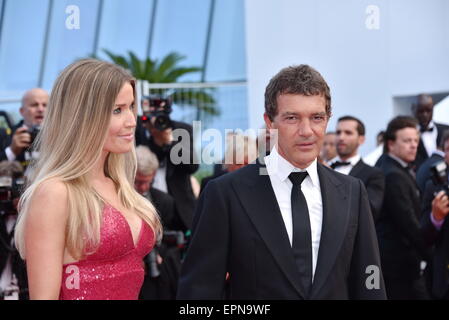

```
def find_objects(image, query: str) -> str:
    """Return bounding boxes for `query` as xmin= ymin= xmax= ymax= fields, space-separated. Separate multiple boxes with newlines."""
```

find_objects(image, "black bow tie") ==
xmin=420 ymin=126 xmax=434 ymax=133
xmin=331 ymin=161 xmax=351 ymax=169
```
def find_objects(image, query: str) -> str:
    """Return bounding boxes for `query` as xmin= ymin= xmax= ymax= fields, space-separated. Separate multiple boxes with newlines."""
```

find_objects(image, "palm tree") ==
xmin=102 ymin=50 xmax=218 ymax=119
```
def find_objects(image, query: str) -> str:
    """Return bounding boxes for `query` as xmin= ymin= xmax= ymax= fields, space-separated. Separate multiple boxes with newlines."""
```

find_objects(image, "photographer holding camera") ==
xmin=136 ymin=95 xmax=198 ymax=233
xmin=421 ymin=130 xmax=449 ymax=299
xmin=3 ymin=89 xmax=48 ymax=169
xmin=0 ymin=161 xmax=27 ymax=300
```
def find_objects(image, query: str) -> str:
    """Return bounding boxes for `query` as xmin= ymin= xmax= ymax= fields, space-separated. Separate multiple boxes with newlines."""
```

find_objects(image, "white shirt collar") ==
xmin=419 ymin=120 xmax=435 ymax=131
xmin=264 ymin=146 xmax=320 ymax=188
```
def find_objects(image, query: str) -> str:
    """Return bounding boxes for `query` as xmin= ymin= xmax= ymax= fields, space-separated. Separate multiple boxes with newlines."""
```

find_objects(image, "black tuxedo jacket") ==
xmin=349 ymin=160 xmax=385 ymax=222
xmin=415 ymin=122 xmax=449 ymax=170
xmin=177 ymin=161 xmax=386 ymax=299
xmin=376 ymin=155 xmax=431 ymax=280
xmin=136 ymin=119 xmax=199 ymax=232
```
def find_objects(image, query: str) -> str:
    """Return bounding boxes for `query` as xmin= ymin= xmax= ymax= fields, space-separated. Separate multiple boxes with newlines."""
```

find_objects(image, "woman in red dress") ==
xmin=14 ymin=59 xmax=162 ymax=300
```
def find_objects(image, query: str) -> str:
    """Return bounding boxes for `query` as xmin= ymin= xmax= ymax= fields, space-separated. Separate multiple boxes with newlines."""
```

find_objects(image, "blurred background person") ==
xmin=364 ymin=130 xmax=386 ymax=167
xmin=3 ymin=89 xmax=48 ymax=169
xmin=320 ymin=131 xmax=337 ymax=165
xmin=200 ymin=132 xmax=257 ymax=193
xmin=376 ymin=116 xmax=431 ymax=300
xmin=412 ymin=94 xmax=449 ymax=170
xmin=330 ymin=116 xmax=385 ymax=221
xmin=420 ymin=130 xmax=449 ymax=299
xmin=136 ymin=95 xmax=198 ymax=233
xmin=0 ymin=161 xmax=27 ymax=300
xmin=134 ymin=145 xmax=183 ymax=300
xmin=416 ymin=133 xmax=448 ymax=194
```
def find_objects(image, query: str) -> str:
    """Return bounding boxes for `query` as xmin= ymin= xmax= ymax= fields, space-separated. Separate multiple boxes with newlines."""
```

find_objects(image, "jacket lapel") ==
xmin=231 ymin=163 xmax=306 ymax=298
xmin=348 ymin=159 xmax=364 ymax=177
xmin=310 ymin=164 xmax=351 ymax=298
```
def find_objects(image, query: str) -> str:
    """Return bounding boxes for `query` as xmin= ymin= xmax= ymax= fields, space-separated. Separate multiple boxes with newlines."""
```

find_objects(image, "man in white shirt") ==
xmin=331 ymin=116 xmax=385 ymax=221
xmin=178 ymin=65 xmax=386 ymax=300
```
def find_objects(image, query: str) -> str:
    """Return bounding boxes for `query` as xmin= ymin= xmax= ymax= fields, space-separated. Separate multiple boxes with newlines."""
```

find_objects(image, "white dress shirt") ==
xmin=331 ymin=154 xmax=361 ymax=175
xmin=420 ymin=121 xmax=437 ymax=157
xmin=264 ymin=147 xmax=323 ymax=280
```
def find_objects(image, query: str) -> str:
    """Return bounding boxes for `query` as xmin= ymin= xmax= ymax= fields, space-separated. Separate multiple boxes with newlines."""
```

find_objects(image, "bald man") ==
xmin=3 ymin=88 xmax=49 ymax=167
xmin=412 ymin=94 xmax=449 ymax=170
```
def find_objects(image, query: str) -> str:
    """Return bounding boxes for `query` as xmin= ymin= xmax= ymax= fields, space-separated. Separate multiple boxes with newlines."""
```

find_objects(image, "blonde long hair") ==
xmin=14 ymin=59 xmax=162 ymax=259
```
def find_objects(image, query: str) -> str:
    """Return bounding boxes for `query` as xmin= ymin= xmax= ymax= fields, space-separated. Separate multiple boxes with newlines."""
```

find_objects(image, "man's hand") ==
xmin=431 ymin=190 xmax=449 ymax=221
xmin=10 ymin=126 xmax=31 ymax=156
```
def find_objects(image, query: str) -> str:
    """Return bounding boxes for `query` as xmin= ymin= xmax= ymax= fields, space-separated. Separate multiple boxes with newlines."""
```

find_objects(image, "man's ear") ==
xmin=263 ymin=113 xmax=273 ymax=129
xmin=358 ymin=135 xmax=366 ymax=146
xmin=19 ymin=106 xmax=25 ymax=117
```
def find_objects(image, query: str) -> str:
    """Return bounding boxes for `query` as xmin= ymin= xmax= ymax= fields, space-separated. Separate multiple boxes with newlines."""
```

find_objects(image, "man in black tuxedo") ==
xmin=136 ymin=97 xmax=198 ymax=232
xmin=3 ymin=88 xmax=48 ymax=169
xmin=331 ymin=116 xmax=385 ymax=221
xmin=376 ymin=116 xmax=432 ymax=299
xmin=420 ymin=131 xmax=449 ymax=299
xmin=177 ymin=65 xmax=386 ymax=300
xmin=413 ymin=94 xmax=449 ymax=170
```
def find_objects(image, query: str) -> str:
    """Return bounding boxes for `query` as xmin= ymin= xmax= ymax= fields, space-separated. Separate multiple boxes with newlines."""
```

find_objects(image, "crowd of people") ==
xmin=0 ymin=59 xmax=448 ymax=300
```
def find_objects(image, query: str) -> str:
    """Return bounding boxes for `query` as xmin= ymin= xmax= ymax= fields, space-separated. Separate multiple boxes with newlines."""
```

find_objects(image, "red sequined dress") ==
xmin=59 ymin=204 xmax=155 ymax=300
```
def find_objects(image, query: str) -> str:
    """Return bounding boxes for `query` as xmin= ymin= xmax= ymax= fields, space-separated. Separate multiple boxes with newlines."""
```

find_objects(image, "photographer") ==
xmin=3 ymin=89 xmax=48 ymax=169
xmin=421 ymin=130 xmax=449 ymax=299
xmin=136 ymin=95 xmax=198 ymax=232
xmin=0 ymin=161 xmax=27 ymax=300
xmin=134 ymin=145 xmax=184 ymax=300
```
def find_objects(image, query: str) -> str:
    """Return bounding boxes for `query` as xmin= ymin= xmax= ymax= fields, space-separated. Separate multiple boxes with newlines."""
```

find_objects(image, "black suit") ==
xmin=416 ymin=152 xmax=445 ymax=193
xmin=0 ymin=128 xmax=10 ymax=161
xmin=349 ymin=160 xmax=385 ymax=222
xmin=421 ymin=178 xmax=449 ymax=299
xmin=177 ymin=161 xmax=386 ymax=299
xmin=376 ymin=155 xmax=431 ymax=299
xmin=415 ymin=122 xmax=449 ymax=170
xmin=140 ymin=188 xmax=182 ymax=300
xmin=136 ymin=119 xmax=199 ymax=232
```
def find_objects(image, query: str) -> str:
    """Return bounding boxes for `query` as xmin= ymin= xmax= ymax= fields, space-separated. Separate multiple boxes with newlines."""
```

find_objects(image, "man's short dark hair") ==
xmin=264 ymin=65 xmax=331 ymax=121
xmin=383 ymin=116 xmax=418 ymax=153
xmin=337 ymin=116 xmax=365 ymax=136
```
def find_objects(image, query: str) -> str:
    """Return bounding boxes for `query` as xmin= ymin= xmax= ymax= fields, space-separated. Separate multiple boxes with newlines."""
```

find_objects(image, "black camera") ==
xmin=0 ymin=175 xmax=24 ymax=215
xmin=28 ymin=125 xmax=40 ymax=145
xmin=141 ymin=95 xmax=173 ymax=131
xmin=430 ymin=160 xmax=449 ymax=197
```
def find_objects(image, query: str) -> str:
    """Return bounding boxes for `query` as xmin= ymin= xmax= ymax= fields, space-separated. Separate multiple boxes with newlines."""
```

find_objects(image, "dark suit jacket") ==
xmin=421 ymin=179 xmax=449 ymax=299
xmin=148 ymin=187 xmax=177 ymax=231
xmin=415 ymin=122 xmax=449 ymax=170
xmin=376 ymin=155 xmax=431 ymax=281
xmin=136 ymin=119 xmax=199 ymax=232
xmin=349 ymin=160 xmax=385 ymax=222
xmin=416 ymin=153 xmax=445 ymax=193
xmin=0 ymin=128 xmax=10 ymax=161
xmin=177 ymin=161 xmax=386 ymax=299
